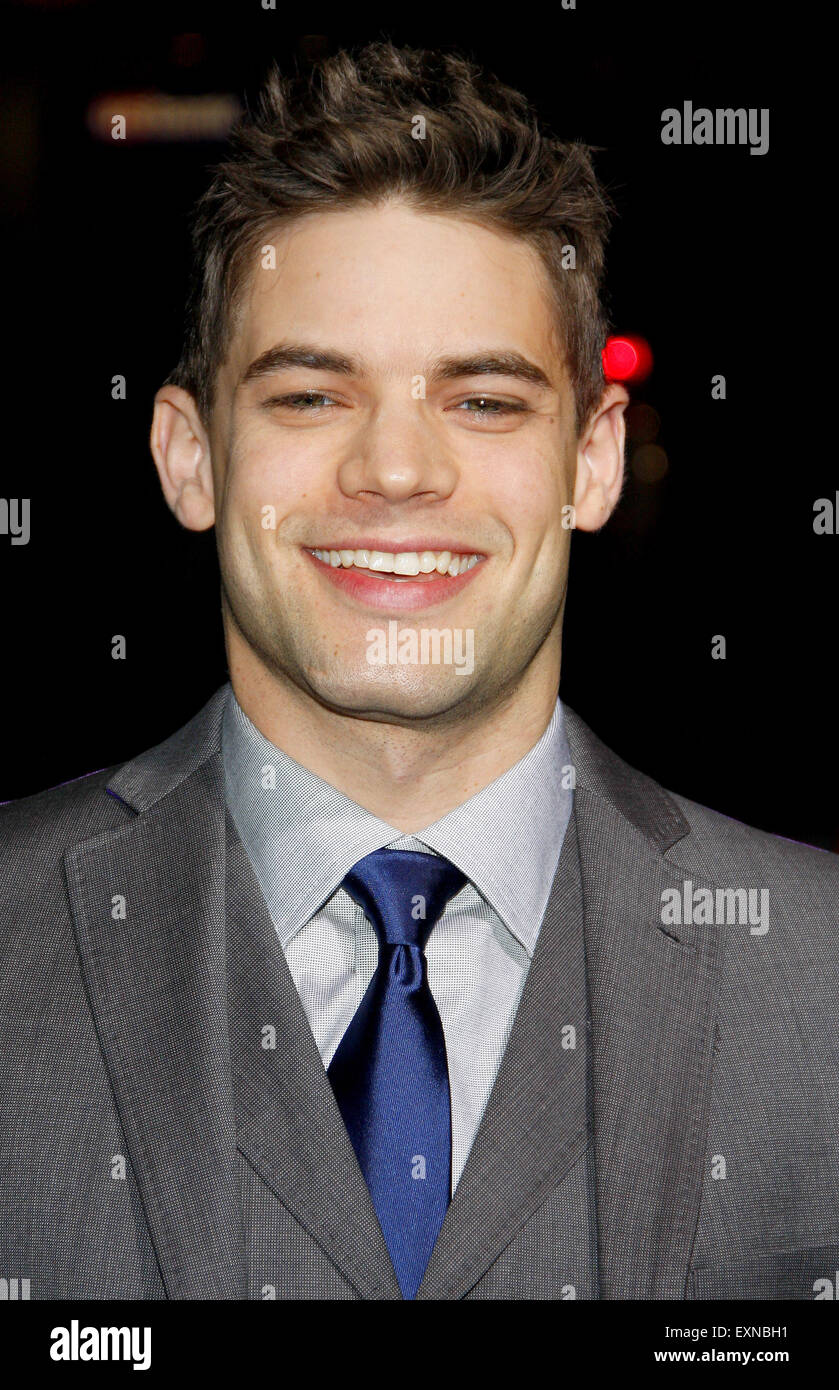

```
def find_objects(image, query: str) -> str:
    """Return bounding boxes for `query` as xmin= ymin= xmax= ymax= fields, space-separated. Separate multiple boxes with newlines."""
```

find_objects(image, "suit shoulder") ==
xmin=667 ymin=785 xmax=839 ymax=889
xmin=0 ymin=766 xmax=132 ymax=863
xmin=564 ymin=702 xmax=839 ymax=887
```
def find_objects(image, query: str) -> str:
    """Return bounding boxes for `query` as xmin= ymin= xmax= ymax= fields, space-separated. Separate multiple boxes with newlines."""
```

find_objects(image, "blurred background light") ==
xmin=603 ymin=334 xmax=653 ymax=383
xmin=630 ymin=442 xmax=669 ymax=483
xmin=86 ymin=91 xmax=241 ymax=142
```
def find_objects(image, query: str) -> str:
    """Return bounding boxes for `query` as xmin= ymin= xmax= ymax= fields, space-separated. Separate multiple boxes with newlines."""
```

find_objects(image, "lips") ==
xmin=303 ymin=545 xmax=485 ymax=611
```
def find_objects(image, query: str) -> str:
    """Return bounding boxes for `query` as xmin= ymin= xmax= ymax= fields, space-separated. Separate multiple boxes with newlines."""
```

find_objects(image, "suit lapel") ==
xmin=64 ymin=684 xmax=725 ymax=1302
xmin=421 ymin=705 xmax=725 ymax=1300
xmin=225 ymin=814 xmax=402 ymax=1300
xmin=65 ymin=740 xmax=248 ymax=1299
xmin=417 ymin=809 xmax=591 ymax=1299
xmin=565 ymin=707 xmax=726 ymax=1299
xmin=66 ymin=684 xmax=400 ymax=1300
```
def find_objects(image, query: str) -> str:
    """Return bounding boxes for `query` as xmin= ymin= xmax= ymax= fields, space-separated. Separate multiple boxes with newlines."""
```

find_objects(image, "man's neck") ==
xmin=227 ymin=651 xmax=562 ymax=835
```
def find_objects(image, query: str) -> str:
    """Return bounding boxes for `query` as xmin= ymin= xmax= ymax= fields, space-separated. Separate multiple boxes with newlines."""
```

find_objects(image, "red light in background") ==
xmin=602 ymin=335 xmax=653 ymax=383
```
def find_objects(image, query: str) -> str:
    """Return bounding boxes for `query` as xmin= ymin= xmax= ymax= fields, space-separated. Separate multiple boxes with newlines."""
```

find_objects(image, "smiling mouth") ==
xmin=306 ymin=547 xmax=483 ymax=580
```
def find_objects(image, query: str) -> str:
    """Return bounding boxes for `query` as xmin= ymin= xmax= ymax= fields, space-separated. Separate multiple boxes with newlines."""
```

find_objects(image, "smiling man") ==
xmin=2 ymin=42 xmax=838 ymax=1303
xmin=154 ymin=196 xmax=622 ymax=825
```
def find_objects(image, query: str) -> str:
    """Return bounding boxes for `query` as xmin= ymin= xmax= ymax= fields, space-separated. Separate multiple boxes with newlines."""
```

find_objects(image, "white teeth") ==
xmin=309 ymin=546 xmax=481 ymax=575
xmin=368 ymin=551 xmax=395 ymax=573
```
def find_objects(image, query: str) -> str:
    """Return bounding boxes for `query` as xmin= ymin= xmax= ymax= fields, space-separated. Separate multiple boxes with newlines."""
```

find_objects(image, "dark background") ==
xmin=2 ymin=2 xmax=832 ymax=849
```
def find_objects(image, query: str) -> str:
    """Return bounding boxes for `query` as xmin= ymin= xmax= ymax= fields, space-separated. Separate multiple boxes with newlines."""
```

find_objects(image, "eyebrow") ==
xmin=239 ymin=343 xmax=554 ymax=390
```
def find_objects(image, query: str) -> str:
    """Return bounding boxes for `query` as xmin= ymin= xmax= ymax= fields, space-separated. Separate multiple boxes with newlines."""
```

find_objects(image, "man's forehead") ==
xmin=217 ymin=204 xmax=568 ymax=401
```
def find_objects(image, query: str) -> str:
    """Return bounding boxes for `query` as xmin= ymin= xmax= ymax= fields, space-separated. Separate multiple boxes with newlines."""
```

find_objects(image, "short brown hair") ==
xmin=166 ymin=41 xmax=614 ymax=433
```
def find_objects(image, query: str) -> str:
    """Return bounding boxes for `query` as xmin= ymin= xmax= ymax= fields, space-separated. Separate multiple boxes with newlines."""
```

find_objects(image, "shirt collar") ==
xmin=222 ymin=683 xmax=573 ymax=957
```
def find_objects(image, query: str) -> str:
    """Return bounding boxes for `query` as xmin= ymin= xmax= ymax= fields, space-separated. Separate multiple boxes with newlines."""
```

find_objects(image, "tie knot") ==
xmin=341 ymin=848 xmax=466 ymax=949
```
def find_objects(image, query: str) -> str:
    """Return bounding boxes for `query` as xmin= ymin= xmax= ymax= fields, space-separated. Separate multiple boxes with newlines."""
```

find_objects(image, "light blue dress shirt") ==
xmin=222 ymin=683 xmax=574 ymax=1191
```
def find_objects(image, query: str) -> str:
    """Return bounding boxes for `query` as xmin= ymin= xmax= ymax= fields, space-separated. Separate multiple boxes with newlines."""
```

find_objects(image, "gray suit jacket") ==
xmin=2 ymin=685 xmax=838 ymax=1300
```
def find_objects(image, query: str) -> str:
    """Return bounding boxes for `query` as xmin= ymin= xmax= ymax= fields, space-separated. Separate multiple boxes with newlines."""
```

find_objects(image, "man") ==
xmin=2 ymin=42 xmax=837 ymax=1303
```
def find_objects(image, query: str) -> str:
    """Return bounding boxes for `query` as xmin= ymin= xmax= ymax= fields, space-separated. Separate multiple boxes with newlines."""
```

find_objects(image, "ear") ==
xmin=572 ymin=382 xmax=630 ymax=532
xmin=150 ymin=385 xmax=215 ymax=531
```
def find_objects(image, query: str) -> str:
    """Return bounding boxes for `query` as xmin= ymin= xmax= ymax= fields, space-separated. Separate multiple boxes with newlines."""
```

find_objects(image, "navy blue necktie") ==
xmin=327 ymin=848 xmax=466 ymax=1299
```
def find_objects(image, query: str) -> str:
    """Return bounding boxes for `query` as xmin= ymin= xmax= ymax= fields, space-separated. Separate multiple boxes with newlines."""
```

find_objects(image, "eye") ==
xmin=453 ymin=396 xmax=528 ymax=418
xmin=264 ymin=390 xmax=341 ymax=411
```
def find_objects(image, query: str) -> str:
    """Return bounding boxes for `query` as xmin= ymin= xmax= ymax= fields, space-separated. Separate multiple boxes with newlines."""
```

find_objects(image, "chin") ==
xmin=302 ymin=663 xmax=482 ymax=725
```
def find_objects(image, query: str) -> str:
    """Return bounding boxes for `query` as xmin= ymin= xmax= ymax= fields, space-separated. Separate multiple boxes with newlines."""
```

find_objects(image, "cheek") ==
xmin=224 ymin=435 xmax=316 ymax=530
xmin=493 ymin=459 xmax=569 ymax=555
xmin=513 ymin=484 xmax=574 ymax=584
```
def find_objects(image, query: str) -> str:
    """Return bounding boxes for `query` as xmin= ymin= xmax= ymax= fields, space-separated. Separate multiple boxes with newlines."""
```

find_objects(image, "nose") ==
xmin=336 ymin=398 xmax=459 ymax=504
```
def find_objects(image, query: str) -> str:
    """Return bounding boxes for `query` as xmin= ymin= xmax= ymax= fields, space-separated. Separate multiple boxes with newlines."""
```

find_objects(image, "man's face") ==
xmin=209 ymin=200 xmax=580 ymax=725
